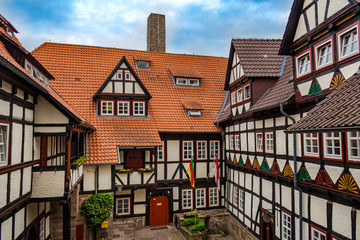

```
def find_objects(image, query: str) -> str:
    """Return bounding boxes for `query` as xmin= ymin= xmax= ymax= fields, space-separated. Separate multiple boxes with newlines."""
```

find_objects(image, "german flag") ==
xmin=187 ymin=157 xmax=195 ymax=188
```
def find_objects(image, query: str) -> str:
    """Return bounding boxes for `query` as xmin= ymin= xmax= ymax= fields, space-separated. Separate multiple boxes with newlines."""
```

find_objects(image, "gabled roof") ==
xmin=93 ymin=56 xmax=151 ymax=99
xmin=287 ymin=73 xmax=360 ymax=132
xmin=225 ymin=39 xmax=284 ymax=89
xmin=247 ymin=56 xmax=294 ymax=113
xmin=0 ymin=34 xmax=93 ymax=129
xmin=168 ymin=65 xmax=204 ymax=79
xmin=32 ymin=42 xmax=228 ymax=164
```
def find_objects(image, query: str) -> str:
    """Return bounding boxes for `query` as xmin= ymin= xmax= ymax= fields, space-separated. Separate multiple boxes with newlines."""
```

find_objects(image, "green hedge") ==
xmin=81 ymin=193 xmax=113 ymax=230
xmin=182 ymin=218 xmax=205 ymax=232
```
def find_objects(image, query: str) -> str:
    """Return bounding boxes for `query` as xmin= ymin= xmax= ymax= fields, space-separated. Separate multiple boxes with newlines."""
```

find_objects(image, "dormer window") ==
xmin=101 ymin=100 xmax=114 ymax=115
xmin=133 ymin=102 xmax=145 ymax=116
xmin=175 ymin=77 xmax=200 ymax=87
xmin=25 ymin=63 xmax=33 ymax=75
xmin=244 ymin=85 xmax=250 ymax=100
xmin=176 ymin=78 xmax=187 ymax=85
xmin=188 ymin=110 xmax=202 ymax=117
xmin=136 ymin=61 xmax=150 ymax=70
xmin=189 ymin=79 xmax=200 ymax=86
xmin=182 ymin=101 xmax=203 ymax=118
xmin=6 ymin=27 xmax=13 ymax=38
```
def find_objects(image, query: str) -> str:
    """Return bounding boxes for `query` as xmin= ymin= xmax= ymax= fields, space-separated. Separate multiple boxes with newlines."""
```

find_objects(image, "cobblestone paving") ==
xmin=134 ymin=226 xmax=186 ymax=240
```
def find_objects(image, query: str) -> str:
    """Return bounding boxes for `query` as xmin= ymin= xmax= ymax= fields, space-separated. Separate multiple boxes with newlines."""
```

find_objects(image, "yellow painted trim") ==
xmin=336 ymin=13 xmax=355 ymax=26
xmin=294 ymin=42 xmax=308 ymax=52
xmin=313 ymin=30 xmax=329 ymax=40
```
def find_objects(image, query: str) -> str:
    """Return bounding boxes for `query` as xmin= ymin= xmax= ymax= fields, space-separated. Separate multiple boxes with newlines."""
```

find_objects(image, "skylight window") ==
xmin=188 ymin=110 xmax=202 ymax=117
xmin=136 ymin=61 xmax=150 ymax=70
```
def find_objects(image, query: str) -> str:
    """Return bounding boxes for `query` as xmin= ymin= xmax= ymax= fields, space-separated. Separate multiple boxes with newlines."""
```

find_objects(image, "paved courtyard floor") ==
xmin=112 ymin=225 xmax=185 ymax=240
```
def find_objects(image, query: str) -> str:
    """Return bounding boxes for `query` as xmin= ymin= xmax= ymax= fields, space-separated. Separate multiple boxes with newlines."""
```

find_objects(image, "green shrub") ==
xmin=81 ymin=193 xmax=114 ymax=230
xmin=182 ymin=218 xmax=195 ymax=226
xmin=190 ymin=219 xmax=205 ymax=232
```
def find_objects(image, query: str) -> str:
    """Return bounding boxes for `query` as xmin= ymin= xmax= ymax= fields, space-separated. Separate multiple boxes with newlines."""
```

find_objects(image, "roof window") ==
xmin=136 ymin=61 xmax=150 ymax=70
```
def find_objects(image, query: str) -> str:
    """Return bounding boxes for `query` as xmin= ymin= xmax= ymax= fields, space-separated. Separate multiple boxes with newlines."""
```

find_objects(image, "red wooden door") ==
xmin=126 ymin=151 xmax=143 ymax=169
xmin=149 ymin=195 xmax=169 ymax=227
xmin=76 ymin=225 xmax=84 ymax=240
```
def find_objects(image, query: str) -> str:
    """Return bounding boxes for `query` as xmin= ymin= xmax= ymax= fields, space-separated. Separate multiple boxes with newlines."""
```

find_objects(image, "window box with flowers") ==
xmin=116 ymin=168 xmax=134 ymax=174
xmin=137 ymin=167 xmax=154 ymax=173
xmin=71 ymin=156 xmax=87 ymax=169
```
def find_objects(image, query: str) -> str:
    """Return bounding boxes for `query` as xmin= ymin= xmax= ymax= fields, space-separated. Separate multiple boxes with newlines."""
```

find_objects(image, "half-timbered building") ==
xmin=217 ymin=0 xmax=360 ymax=239
xmin=31 ymin=13 xmax=228 ymax=239
xmin=0 ymin=14 xmax=93 ymax=240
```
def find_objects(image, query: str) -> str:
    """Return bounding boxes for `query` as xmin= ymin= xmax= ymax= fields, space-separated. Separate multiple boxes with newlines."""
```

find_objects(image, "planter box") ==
xmin=179 ymin=225 xmax=208 ymax=240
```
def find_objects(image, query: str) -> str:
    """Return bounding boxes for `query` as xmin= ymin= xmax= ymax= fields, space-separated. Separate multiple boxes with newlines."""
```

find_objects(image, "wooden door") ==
xmin=76 ymin=225 xmax=84 ymax=240
xmin=40 ymin=136 xmax=47 ymax=167
xmin=149 ymin=195 xmax=169 ymax=227
xmin=126 ymin=150 xmax=143 ymax=169
xmin=261 ymin=211 xmax=274 ymax=240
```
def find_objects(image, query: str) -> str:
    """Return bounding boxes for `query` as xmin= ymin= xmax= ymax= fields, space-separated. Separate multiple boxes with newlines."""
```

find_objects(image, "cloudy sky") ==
xmin=1 ymin=0 xmax=292 ymax=57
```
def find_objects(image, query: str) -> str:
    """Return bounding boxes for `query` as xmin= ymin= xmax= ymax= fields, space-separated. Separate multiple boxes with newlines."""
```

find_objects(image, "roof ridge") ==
xmin=32 ymin=42 xmax=228 ymax=59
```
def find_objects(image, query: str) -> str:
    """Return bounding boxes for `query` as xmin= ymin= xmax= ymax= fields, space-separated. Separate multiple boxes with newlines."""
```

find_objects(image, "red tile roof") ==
xmin=248 ymin=56 xmax=294 ymax=113
xmin=182 ymin=101 xmax=204 ymax=110
xmin=32 ymin=43 xmax=228 ymax=163
xmin=288 ymin=73 xmax=360 ymax=132
xmin=133 ymin=55 xmax=151 ymax=61
xmin=232 ymin=39 xmax=284 ymax=77
xmin=168 ymin=65 xmax=204 ymax=78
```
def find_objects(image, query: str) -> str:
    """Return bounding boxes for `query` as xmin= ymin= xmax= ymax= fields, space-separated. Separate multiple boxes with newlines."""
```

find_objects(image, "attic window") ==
xmin=175 ymin=77 xmax=200 ymax=87
xmin=188 ymin=110 xmax=202 ymax=117
xmin=6 ymin=27 xmax=13 ymax=38
xmin=25 ymin=63 xmax=33 ymax=74
xmin=136 ymin=61 xmax=150 ymax=70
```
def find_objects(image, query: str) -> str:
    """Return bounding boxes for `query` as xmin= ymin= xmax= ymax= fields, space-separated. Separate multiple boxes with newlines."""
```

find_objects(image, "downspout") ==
xmin=280 ymin=102 xmax=302 ymax=240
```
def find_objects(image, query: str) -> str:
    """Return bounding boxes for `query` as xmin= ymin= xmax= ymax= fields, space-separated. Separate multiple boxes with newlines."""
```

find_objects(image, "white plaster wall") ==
xmin=1 ymin=81 xmax=12 ymax=93
xmin=310 ymin=196 xmax=327 ymax=227
xmin=16 ymin=89 xmax=24 ymax=100
xmin=252 ymin=196 xmax=259 ymax=220
xmin=325 ymin=165 xmax=343 ymax=184
xmin=294 ymin=14 xmax=307 ymax=41
xmin=340 ymin=62 xmax=359 ymax=79
xmin=46 ymin=216 xmax=51 ymax=238
xmin=99 ymin=165 xmax=112 ymax=190
xmin=130 ymin=171 xmax=141 ymax=185
xmin=255 ymin=120 xmax=263 ymax=129
xmin=281 ymin=185 xmax=292 ymax=210
xmin=34 ymin=136 xmax=41 ymax=160
xmin=167 ymin=140 xmax=179 ymax=161
xmin=248 ymin=132 xmax=254 ymax=152
xmin=317 ymin=72 xmax=333 ymax=91
xmin=244 ymin=192 xmax=251 ymax=217
xmin=350 ymin=168 xmax=360 ymax=188
xmin=133 ymin=205 xmax=144 ymax=215
xmin=34 ymin=126 xmax=66 ymax=133
xmin=264 ymin=118 xmax=273 ymax=128
xmin=317 ymin=0 xmax=327 ymax=23
xmin=167 ymin=164 xmax=177 ymax=180
xmin=174 ymin=202 xmax=179 ymax=211
xmin=134 ymin=84 xmax=145 ymax=94
xmin=1 ymin=216 xmax=12 ymax=240
xmin=297 ymin=81 xmax=312 ymax=96
xmin=102 ymin=82 xmax=113 ymax=93
xmin=84 ymin=166 xmax=96 ymax=191
xmin=173 ymin=187 xmax=179 ymax=200
xmin=14 ymin=208 xmax=25 ymax=239
xmin=327 ymin=0 xmax=348 ymax=18
xmin=26 ymin=203 xmax=38 ymax=226
xmin=34 ymin=96 xmax=69 ymax=124
xmin=12 ymin=104 xmax=23 ymax=120
xmin=125 ymin=82 xmax=132 ymax=93
xmin=248 ymin=121 xmax=254 ymax=130
xmin=240 ymin=133 xmax=247 ymax=151
xmin=332 ymin=202 xmax=351 ymax=239
xmin=244 ymin=102 xmax=250 ymax=111
xmin=114 ymin=82 xmax=123 ymax=93
xmin=253 ymin=176 xmax=260 ymax=195
xmin=225 ymin=135 xmax=229 ymax=150
xmin=307 ymin=5 xmax=316 ymax=31
xmin=32 ymin=171 xmax=65 ymax=198
xmin=357 ymin=209 xmax=360 ymax=238
xmin=305 ymin=163 xmax=321 ymax=180
xmin=245 ymin=173 xmax=252 ymax=190
xmin=239 ymin=171 xmax=244 ymax=187
xmin=135 ymin=189 xmax=146 ymax=202
xmin=234 ymin=124 xmax=239 ymax=132
xmin=196 ymin=162 xmax=207 ymax=178
xmin=0 ymin=173 xmax=7 ymax=208
xmin=294 ymin=191 xmax=309 ymax=218
xmin=24 ymin=125 xmax=33 ymax=162
xmin=11 ymin=123 xmax=23 ymax=165
xmin=0 ymin=99 xmax=10 ymax=116
xmin=10 ymin=170 xmax=21 ymax=202
xmin=233 ymin=170 xmax=238 ymax=184
xmin=229 ymin=125 xmax=234 ymax=132
xmin=23 ymin=167 xmax=32 ymax=194
xmin=267 ymin=157 xmax=274 ymax=169
xmin=276 ymin=116 xmax=286 ymax=126
xmin=28 ymin=95 xmax=33 ymax=104
xmin=240 ymin=123 xmax=246 ymax=131
xmin=157 ymin=164 xmax=164 ymax=180
xmin=276 ymin=130 xmax=286 ymax=155
xmin=262 ymin=179 xmax=272 ymax=200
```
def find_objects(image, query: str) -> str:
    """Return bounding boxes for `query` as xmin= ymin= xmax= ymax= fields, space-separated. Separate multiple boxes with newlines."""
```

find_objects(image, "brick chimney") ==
xmin=147 ymin=13 xmax=166 ymax=52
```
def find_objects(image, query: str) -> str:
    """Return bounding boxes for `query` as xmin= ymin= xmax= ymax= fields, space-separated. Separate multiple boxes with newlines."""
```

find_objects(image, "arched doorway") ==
xmin=149 ymin=191 xmax=169 ymax=227
xmin=261 ymin=210 xmax=274 ymax=240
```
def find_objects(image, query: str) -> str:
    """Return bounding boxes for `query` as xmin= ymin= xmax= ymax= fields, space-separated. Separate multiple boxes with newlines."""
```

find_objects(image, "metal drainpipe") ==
xmin=280 ymin=102 xmax=303 ymax=240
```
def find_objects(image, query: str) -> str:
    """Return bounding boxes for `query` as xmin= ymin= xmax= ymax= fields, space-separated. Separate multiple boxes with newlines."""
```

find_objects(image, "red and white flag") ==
xmin=213 ymin=155 xmax=220 ymax=192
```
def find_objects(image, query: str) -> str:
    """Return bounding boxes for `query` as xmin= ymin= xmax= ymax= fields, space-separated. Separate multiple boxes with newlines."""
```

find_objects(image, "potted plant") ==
xmin=71 ymin=156 xmax=87 ymax=169
xmin=137 ymin=167 xmax=154 ymax=173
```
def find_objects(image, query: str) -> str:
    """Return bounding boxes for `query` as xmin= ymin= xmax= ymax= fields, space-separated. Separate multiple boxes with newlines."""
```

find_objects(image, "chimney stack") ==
xmin=147 ymin=13 xmax=166 ymax=52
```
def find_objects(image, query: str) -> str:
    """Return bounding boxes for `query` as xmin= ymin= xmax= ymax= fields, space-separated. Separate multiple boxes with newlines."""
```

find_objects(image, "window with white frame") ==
xmin=116 ymin=197 xmax=131 ymax=216
xmin=311 ymin=226 xmax=326 ymax=240
xmin=304 ymin=133 xmax=319 ymax=157
xmin=176 ymin=78 xmax=187 ymax=85
xmin=209 ymin=187 xmax=219 ymax=207
xmin=182 ymin=189 xmax=193 ymax=210
xmin=125 ymin=71 xmax=131 ymax=80
xmin=117 ymin=72 xmax=123 ymax=80
xmin=231 ymin=92 xmax=236 ymax=105
xmin=316 ymin=41 xmax=332 ymax=68
xmin=188 ymin=110 xmax=202 ymax=117
xmin=244 ymin=85 xmax=250 ymax=100
xmin=282 ymin=211 xmax=291 ymax=240
xmin=183 ymin=141 xmax=193 ymax=160
xmin=229 ymin=135 xmax=234 ymax=150
xmin=101 ymin=101 xmax=114 ymax=115
xmin=324 ymin=132 xmax=342 ymax=159
xmin=348 ymin=131 xmax=360 ymax=161
xmin=210 ymin=141 xmax=219 ymax=159
xmin=118 ymin=101 xmax=129 ymax=116
xmin=133 ymin=102 xmax=145 ymax=116
xmin=158 ymin=141 xmax=164 ymax=161
xmin=265 ymin=132 xmax=273 ymax=153
xmin=339 ymin=26 xmax=358 ymax=60
xmin=235 ymin=135 xmax=240 ymax=150
xmin=237 ymin=88 xmax=243 ymax=102
xmin=196 ymin=188 xmax=206 ymax=208
xmin=39 ymin=217 xmax=45 ymax=240
xmin=297 ymin=52 xmax=311 ymax=77
xmin=197 ymin=141 xmax=207 ymax=160
xmin=136 ymin=61 xmax=150 ymax=70
xmin=256 ymin=132 xmax=263 ymax=152
xmin=233 ymin=186 xmax=239 ymax=207
xmin=0 ymin=123 xmax=9 ymax=166
xmin=238 ymin=188 xmax=244 ymax=211
xmin=189 ymin=79 xmax=200 ymax=86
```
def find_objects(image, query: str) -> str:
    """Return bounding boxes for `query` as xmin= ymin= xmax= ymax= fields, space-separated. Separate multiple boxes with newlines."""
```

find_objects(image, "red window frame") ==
xmin=238 ymin=187 xmax=244 ymax=212
xmin=181 ymin=188 xmax=193 ymax=210
xmin=115 ymin=196 xmax=132 ymax=216
xmin=243 ymin=83 xmax=251 ymax=101
xmin=0 ymin=121 xmax=10 ymax=168
xmin=303 ymin=133 xmax=320 ymax=159
xmin=208 ymin=187 xmax=220 ymax=207
xmin=255 ymin=131 xmax=263 ymax=153
xmin=210 ymin=140 xmax=220 ymax=160
xmin=196 ymin=140 xmax=207 ymax=161
xmin=195 ymin=188 xmax=207 ymax=209
xmin=99 ymin=99 xmax=115 ymax=116
xmin=322 ymin=132 xmax=343 ymax=162
xmin=295 ymin=49 xmax=312 ymax=80
xmin=117 ymin=100 xmax=130 ymax=116
xmin=310 ymin=225 xmax=327 ymax=240
xmin=132 ymin=101 xmax=146 ymax=116
xmin=281 ymin=209 xmax=292 ymax=240
xmin=313 ymin=36 xmax=334 ymax=72
xmin=336 ymin=21 xmax=360 ymax=64
xmin=182 ymin=140 xmax=194 ymax=161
